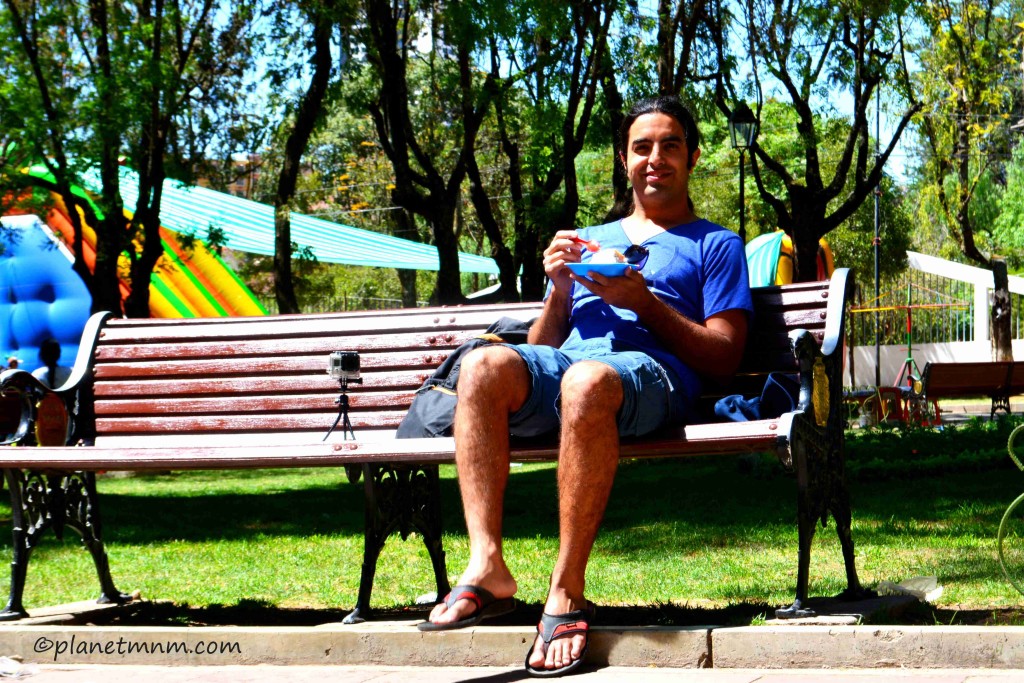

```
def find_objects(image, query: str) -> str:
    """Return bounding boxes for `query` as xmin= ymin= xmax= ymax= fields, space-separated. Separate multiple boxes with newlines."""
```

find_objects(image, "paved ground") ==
xmin=17 ymin=664 xmax=1024 ymax=682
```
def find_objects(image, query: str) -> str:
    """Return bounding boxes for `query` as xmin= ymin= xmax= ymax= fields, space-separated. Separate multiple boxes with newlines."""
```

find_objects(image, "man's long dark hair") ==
xmin=608 ymin=95 xmax=700 ymax=220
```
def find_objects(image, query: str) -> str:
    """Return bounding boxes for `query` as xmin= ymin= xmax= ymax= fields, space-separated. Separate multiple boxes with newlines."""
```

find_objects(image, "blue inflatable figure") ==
xmin=0 ymin=215 xmax=92 ymax=374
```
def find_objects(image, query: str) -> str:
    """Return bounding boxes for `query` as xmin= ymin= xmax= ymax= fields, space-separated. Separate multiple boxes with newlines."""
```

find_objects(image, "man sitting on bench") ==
xmin=418 ymin=95 xmax=753 ymax=677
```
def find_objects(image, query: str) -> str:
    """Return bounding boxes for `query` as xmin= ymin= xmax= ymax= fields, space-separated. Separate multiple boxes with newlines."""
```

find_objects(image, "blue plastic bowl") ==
xmin=565 ymin=262 xmax=635 ymax=278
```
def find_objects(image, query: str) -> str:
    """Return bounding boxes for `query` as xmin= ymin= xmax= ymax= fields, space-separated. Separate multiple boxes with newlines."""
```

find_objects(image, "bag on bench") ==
xmin=396 ymin=317 xmax=534 ymax=438
xmin=714 ymin=372 xmax=800 ymax=422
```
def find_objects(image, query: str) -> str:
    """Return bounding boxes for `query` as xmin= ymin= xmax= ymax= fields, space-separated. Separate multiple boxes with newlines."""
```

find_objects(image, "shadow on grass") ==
xmin=66 ymin=453 xmax=1024 ymax=549
xmin=86 ymin=596 xmax=778 ymax=628
xmin=81 ymin=596 xmax=1024 ymax=628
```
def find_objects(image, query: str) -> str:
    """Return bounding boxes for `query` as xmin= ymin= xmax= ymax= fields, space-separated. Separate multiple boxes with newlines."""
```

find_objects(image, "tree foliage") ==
xmin=912 ymin=0 xmax=1022 ymax=360
xmin=6 ymin=0 xmax=1024 ymax=327
xmin=0 ymin=0 xmax=260 ymax=317
xmin=914 ymin=0 xmax=1020 ymax=267
xmin=715 ymin=0 xmax=920 ymax=282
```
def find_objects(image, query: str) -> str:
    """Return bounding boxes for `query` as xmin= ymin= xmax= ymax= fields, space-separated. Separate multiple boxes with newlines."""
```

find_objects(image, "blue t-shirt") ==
xmin=552 ymin=218 xmax=753 ymax=406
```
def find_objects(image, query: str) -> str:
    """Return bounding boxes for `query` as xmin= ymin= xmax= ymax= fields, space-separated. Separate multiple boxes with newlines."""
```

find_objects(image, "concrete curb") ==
xmin=2 ymin=622 xmax=1024 ymax=669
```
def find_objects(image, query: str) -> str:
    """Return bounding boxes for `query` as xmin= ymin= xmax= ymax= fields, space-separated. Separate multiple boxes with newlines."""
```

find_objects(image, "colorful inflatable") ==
xmin=0 ymin=215 xmax=92 ymax=374
xmin=1 ymin=169 xmax=266 ymax=370
xmin=21 ymin=166 xmax=267 ymax=318
xmin=39 ymin=191 xmax=266 ymax=318
xmin=746 ymin=230 xmax=835 ymax=287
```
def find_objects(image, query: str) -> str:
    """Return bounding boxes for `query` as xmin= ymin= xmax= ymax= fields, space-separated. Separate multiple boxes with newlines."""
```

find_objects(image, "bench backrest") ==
xmin=86 ymin=275 xmax=843 ymax=448
xmin=921 ymin=361 xmax=1021 ymax=398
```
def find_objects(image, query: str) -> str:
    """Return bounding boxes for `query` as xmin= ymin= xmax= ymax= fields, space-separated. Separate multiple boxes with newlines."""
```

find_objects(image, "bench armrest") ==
xmin=789 ymin=268 xmax=853 ymax=433
xmin=0 ymin=369 xmax=40 ymax=446
xmin=0 ymin=312 xmax=112 ymax=448
xmin=820 ymin=268 xmax=852 ymax=358
xmin=62 ymin=311 xmax=114 ymax=393
xmin=0 ymin=368 xmax=75 ymax=446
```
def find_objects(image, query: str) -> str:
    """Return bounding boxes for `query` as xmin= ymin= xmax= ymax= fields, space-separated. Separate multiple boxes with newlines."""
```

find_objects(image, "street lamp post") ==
xmin=728 ymin=102 xmax=759 ymax=244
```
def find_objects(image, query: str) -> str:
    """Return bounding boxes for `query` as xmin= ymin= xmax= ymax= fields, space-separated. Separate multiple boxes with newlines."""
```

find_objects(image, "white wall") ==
xmin=845 ymin=340 xmax=1024 ymax=387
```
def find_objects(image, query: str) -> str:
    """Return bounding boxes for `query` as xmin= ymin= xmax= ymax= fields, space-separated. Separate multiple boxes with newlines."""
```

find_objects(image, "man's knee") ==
xmin=459 ymin=346 xmax=529 ymax=404
xmin=560 ymin=362 xmax=622 ymax=418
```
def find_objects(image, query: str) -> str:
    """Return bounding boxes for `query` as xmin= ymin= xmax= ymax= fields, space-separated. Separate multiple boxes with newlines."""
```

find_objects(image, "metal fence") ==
xmin=258 ymin=295 xmax=424 ymax=315
xmin=849 ymin=270 xmax=1023 ymax=347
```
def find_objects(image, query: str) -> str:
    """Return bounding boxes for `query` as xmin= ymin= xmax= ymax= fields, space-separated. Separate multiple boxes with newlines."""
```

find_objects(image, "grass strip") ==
xmin=2 ymin=416 xmax=1023 ymax=624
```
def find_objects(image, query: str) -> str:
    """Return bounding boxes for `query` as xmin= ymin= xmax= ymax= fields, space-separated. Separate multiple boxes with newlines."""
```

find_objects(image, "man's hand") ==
xmin=569 ymin=266 xmax=652 ymax=312
xmin=543 ymin=231 xmax=600 ymax=295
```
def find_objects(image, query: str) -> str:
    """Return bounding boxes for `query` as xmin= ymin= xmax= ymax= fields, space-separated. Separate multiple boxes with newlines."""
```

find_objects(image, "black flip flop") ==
xmin=417 ymin=584 xmax=516 ymax=631
xmin=524 ymin=602 xmax=596 ymax=677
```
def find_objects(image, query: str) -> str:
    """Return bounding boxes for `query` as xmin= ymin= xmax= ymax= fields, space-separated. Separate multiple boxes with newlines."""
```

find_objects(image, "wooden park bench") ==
xmin=0 ymin=268 xmax=865 ymax=623
xmin=910 ymin=361 xmax=1023 ymax=423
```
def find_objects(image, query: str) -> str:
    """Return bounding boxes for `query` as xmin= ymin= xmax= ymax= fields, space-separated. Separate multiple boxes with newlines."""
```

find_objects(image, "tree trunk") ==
xmin=391 ymin=210 xmax=420 ymax=307
xmin=991 ymin=257 xmax=1014 ymax=362
xmin=124 ymin=169 xmax=168 ymax=318
xmin=397 ymin=269 xmax=418 ymax=308
xmin=55 ymin=186 xmax=97 ymax=302
xmin=273 ymin=11 xmax=333 ymax=315
xmin=92 ymin=211 xmax=126 ymax=317
xmin=790 ymin=219 xmax=824 ymax=283
xmin=124 ymin=205 xmax=163 ymax=318
xmin=431 ymin=204 xmax=464 ymax=304
xmin=600 ymin=62 xmax=629 ymax=222
xmin=465 ymin=156 xmax=519 ymax=302
xmin=87 ymin=0 xmax=126 ymax=317
xmin=518 ymin=229 xmax=545 ymax=302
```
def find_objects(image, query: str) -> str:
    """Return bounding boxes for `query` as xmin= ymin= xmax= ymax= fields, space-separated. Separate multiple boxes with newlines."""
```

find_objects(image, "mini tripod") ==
xmin=323 ymin=375 xmax=362 ymax=441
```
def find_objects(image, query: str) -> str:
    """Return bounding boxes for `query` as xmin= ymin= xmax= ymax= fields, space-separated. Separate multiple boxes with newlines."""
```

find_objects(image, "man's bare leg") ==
xmin=426 ymin=345 xmax=530 ymax=626
xmin=528 ymin=361 xmax=622 ymax=673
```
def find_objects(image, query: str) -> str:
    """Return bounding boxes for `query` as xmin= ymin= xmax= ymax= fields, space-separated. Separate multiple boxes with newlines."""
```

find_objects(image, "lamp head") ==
xmin=729 ymin=102 xmax=758 ymax=151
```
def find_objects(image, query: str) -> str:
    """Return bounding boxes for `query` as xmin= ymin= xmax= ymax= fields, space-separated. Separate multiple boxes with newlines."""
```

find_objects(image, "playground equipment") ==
xmin=849 ymin=282 xmax=970 ymax=425
xmin=745 ymin=230 xmax=835 ymax=287
xmin=3 ymin=158 xmax=506 ymax=367
xmin=38 ymin=192 xmax=266 ymax=318
xmin=19 ymin=165 xmax=267 ymax=318
xmin=0 ymin=215 xmax=92 ymax=374
xmin=998 ymin=424 xmax=1024 ymax=596
xmin=1 ymin=169 xmax=267 ymax=369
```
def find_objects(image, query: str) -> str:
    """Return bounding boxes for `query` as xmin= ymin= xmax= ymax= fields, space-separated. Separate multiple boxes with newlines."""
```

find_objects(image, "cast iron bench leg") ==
xmin=776 ymin=436 xmax=817 ymax=619
xmin=64 ymin=472 xmax=131 ymax=605
xmin=831 ymin=470 xmax=867 ymax=600
xmin=993 ymin=394 xmax=1011 ymax=419
xmin=344 ymin=463 xmax=450 ymax=624
xmin=0 ymin=469 xmax=32 ymax=620
xmin=0 ymin=469 xmax=128 ymax=621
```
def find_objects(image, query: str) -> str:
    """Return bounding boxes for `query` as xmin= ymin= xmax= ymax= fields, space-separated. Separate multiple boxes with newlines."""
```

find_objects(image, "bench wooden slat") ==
xmin=91 ymin=371 xmax=431 ymax=397
xmin=96 ymin=307 xmax=541 ymax=343
xmin=93 ymin=430 xmax=403 ymax=447
xmin=1013 ymin=363 xmax=1024 ymax=392
xmin=100 ymin=302 xmax=543 ymax=329
xmin=94 ymin=343 xmax=458 ymax=366
xmin=94 ymin=331 xmax=476 ymax=361
xmin=922 ymin=361 xmax=1013 ymax=396
xmin=94 ymin=391 xmax=417 ymax=415
xmin=4 ymin=419 xmax=790 ymax=470
xmin=93 ymin=356 xmax=436 ymax=380
xmin=94 ymin=410 xmax=410 ymax=434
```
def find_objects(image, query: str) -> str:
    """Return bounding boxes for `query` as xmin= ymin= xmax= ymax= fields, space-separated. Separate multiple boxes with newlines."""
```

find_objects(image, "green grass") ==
xmin=3 ymin=416 xmax=1024 ymax=624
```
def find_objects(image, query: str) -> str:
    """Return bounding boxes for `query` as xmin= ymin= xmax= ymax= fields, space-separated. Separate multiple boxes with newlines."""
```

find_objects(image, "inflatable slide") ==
xmin=1 ymin=171 xmax=265 ymax=373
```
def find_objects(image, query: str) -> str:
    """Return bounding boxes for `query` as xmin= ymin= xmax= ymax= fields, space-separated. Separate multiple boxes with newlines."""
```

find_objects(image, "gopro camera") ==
xmin=328 ymin=351 xmax=361 ymax=381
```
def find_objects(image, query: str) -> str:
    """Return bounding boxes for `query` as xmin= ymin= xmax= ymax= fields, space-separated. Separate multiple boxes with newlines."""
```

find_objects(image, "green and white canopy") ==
xmin=112 ymin=169 xmax=500 ymax=274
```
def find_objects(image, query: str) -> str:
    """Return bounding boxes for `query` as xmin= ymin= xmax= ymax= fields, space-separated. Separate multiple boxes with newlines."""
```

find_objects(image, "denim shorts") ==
xmin=502 ymin=339 xmax=685 ymax=438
